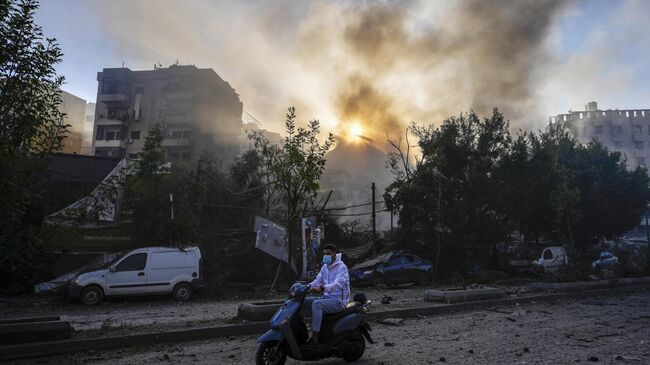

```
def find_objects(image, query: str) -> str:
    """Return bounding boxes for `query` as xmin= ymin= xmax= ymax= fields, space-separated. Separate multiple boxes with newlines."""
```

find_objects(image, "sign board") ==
xmin=254 ymin=216 xmax=296 ymax=273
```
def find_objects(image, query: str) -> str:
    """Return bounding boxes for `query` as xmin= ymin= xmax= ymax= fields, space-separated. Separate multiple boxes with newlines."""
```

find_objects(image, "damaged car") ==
xmin=592 ymin=251 xmax=620 ymax=275
xmin=349 ymin=251 xmax=433 ymax=287
xmin=41 ymin=246 xmax=204 ymax=305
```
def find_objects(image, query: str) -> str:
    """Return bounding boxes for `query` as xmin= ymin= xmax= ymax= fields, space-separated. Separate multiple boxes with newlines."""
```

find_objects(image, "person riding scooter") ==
xmin=302 ymin=244 xmax=350 ymax=347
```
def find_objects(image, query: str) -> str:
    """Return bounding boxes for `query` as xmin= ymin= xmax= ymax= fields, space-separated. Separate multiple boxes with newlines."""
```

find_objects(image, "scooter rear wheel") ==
xmin=341 ymin=331 xmax=366 ymax=362
xmin=255 ymin=341 xmax=287 ymax=365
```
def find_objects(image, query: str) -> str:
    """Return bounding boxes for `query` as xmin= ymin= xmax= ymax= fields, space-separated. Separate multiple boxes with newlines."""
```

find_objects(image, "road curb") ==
xmin=1 ymin=283 xmax=648 ymax=361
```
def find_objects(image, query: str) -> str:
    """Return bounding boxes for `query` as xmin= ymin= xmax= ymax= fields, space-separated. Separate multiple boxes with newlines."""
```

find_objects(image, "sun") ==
xmin=350 ymin=123 xmax=363 ymax=139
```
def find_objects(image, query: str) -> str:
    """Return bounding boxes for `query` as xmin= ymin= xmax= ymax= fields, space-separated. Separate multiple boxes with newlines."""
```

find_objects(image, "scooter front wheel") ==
xmin=255 ymin=340 xmax=287 ymax=365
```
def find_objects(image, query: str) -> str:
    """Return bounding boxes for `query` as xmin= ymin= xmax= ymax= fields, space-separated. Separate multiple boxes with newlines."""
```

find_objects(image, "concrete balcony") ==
xmin=96 ymin=117 xmax=127 ymax=126
xmin=95 ymin=139 xmax=126 ymax=149
xmin=162 ymin=138 xmax=192 ymax=147
xmin=99 ymin=93 xmax=127 ymax=102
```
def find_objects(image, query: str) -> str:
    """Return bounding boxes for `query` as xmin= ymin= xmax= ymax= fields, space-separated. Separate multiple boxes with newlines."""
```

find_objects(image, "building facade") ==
xmin=60 ymin=90 xmax=86 ymax=154
xmin=93 ymin=65 xmax=243 ymax=166
xmin=551 ymin=102 xmax=650 ymax=169
xmin=81 ymin=102 xmax=96 ymax=155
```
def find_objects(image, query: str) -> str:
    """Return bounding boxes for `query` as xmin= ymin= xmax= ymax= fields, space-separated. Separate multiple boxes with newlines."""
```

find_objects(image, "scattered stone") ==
xmin=384 ymin=342 xmax=395 ymax=347
xmin=588 ymin=356 xmax=600 ymax=362
xmin=505 ymin=317 xmax=517 ymax=322
xmin=439 ymin=357 xmax=446 ymax=362
xmin=523 ymin=347 xmax=530 ymax=353
xmin=468 ymin=349 xmax=474 ymax=354
xmin=161 ymin=353 xmax=171 ymax=361
xmin=381 ymin=296 xmax=394 ymax=304
xmin=381 ymin=318 xmax=403 ymax=326
xmin=228 ymin=354 xmax=236 ymax=359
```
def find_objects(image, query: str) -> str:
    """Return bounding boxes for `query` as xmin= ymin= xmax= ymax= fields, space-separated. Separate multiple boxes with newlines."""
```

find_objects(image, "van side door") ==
xmin=106 ymin=253 xmax=148 ymax=296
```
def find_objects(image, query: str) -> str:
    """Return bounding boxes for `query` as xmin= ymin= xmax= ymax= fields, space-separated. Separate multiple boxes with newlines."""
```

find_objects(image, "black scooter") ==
xmin=255 ymin=282 xmax=374 ymax=364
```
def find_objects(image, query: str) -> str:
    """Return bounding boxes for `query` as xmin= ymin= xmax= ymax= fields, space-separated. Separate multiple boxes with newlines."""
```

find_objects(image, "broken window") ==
xmin=635 ymin=142 xmax=643 ymax=150
xmin=594 ymin=126 xmax=603 ymax=134
xmin=131 ymin=130 xmax=140 ymax=140
xmin=635 ymin=125 xmax=642 ymax=134
xmin=612 ymin=126 xmax=622 ymax=135
xmin=613 ymin=142 xmax=623 ymax=148
xmin=182 ymin=130 xmax=193 ymax=139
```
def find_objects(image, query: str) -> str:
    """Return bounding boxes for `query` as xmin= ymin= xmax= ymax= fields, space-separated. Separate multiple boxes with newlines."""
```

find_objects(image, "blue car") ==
xmin=592 ymin=251 xmax=619 ymax=274
xmin=350 ymin=251 xmax=433 ymax=287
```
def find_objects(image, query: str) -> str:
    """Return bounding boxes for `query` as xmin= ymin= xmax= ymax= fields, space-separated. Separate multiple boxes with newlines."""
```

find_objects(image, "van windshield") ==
xmin=79 ymin=250 xmax=129 ymax=273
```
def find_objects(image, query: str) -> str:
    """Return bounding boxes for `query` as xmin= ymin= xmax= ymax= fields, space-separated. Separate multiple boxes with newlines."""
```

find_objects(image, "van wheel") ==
xmin=80 ymin=285 xmax=104 ymax=305
xmin=173 ymin=282 xmax=193 ymax=301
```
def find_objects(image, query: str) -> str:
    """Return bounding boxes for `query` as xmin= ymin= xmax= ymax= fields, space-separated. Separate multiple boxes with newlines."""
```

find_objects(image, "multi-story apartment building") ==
xmin=551 ymin=102 xmax=650 ymax=169
xmin=93 ymin=64 xmax=243 ymax=166
xmin=60 ymin=90 xmax=86 ymax=154
xmin=81 ymin=102 xmax=96 ymax=155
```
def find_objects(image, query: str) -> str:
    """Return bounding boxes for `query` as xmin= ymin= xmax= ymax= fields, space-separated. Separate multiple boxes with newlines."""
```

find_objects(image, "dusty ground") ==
xmin=14 ymin=290 xmax=650 ymax=365
xmin=0 ymin=283 xmax=454 ymax=337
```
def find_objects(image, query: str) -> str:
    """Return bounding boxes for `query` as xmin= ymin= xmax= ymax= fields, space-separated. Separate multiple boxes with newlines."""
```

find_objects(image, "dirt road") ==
xmin=17 ymin=290 xmax=650 ymax=364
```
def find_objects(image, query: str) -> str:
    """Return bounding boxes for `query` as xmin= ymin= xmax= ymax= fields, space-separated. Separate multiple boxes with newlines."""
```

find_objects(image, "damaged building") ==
xmin=551 ymin=101 xmax=650 ymax=170
xmin=93 ymin=64 xmax=243 ymax=167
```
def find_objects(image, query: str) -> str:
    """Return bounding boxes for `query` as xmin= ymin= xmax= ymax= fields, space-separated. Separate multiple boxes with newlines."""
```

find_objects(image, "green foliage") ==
xmin=386 ymin=110 xmax=650 ymax=270
xmin=0 ymin=0 xmax=66 ymax=290
xmin=249 ymin=107 xmax=334 ymax=271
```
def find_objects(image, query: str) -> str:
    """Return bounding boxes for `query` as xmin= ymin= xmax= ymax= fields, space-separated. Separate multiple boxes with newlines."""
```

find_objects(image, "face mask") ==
xmin=322 ymin=255 xmax=333 ymax=265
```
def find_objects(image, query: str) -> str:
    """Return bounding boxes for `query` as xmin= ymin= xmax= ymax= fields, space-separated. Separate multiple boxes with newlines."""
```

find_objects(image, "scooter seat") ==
xmin=322 ymin=303 xmax=359 ymax=323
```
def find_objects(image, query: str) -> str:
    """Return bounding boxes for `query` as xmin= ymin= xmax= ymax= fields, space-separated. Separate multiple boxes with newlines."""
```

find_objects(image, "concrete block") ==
xmin=0 ymin=320 xmax=71 ymax=345
xmin=425 ymin=288 xmax=505 ymax=303
xmin=237 ymin=301 xmax=285 ymax=322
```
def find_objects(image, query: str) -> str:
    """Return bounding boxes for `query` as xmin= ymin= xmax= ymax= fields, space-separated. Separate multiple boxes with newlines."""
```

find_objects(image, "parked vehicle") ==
xmin=349 ymin=251 xmax=433 ymax=287
xmin=255 ymin=282 xmax=373 ymax=364
xmin=532 ymin=246 xmax=569 ymax=273
xmin=592 ymin=251 xmax=619 ymax=274
xmin=67 ymin=246 xmax=204 ymax=305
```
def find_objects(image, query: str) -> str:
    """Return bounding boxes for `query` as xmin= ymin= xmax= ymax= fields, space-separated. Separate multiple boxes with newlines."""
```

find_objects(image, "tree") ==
xmin=249 ymin=107 xmax=334 ymax=276
xmin=386 ymin=110 xmax=513 ymax=269
xmin=0 ymin=0 xmax=67 ymax=290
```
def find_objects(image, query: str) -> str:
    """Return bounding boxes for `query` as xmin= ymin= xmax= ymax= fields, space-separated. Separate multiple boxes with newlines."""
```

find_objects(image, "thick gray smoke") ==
xmin=82 ymin=0 xmax=570 ymax=144
xmin=320 ymin=0 xmax=568 ymax=143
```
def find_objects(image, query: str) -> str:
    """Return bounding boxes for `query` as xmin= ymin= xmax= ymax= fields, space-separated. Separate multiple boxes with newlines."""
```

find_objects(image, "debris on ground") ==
xmin=380 ymin=318 xmax=403 ymax=326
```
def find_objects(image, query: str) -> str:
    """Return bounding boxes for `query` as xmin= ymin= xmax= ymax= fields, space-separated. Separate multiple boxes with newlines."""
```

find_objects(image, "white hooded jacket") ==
xmin=308 ymin=253 xmax=350 ymax=307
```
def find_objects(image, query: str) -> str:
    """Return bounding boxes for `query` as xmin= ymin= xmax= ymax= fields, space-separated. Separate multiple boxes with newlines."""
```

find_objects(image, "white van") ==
xmin=68 ymin=246 xmax=203 ymax=305
xmin=532 ymin=246 xmax=569 ymax=273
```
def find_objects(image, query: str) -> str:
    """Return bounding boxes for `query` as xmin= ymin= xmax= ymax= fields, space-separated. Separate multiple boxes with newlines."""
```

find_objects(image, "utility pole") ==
xmin=169 ymin=193 xmax=174 ymax=246
xmin=390 ymin=208 xmax=394 ymax=241
xmin=371 ymin=182 xmax=376 ymax=246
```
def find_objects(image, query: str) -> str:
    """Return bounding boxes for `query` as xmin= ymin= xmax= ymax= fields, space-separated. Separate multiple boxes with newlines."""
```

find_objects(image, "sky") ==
xmin=35 ymin=0 xmax=650 ymax=141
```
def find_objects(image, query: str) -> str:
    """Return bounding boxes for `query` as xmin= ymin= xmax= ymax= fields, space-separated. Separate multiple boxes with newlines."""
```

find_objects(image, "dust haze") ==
xmin=82 ymin=0 xmax=574 ymax=145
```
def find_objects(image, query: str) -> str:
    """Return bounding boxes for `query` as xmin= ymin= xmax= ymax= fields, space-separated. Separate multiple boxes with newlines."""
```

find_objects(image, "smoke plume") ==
xmin=77 ymin=0 xmax=570 ymax=145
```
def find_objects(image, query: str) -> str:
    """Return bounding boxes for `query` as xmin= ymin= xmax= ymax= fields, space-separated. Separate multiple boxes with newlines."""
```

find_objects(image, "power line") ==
xmin=328 ymin=209 xmax=390 ymax=217
xmin=324 ymin=201 xmax=385 ymax=211
xmin=51 ymin=169 xmax=390 ymax=215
